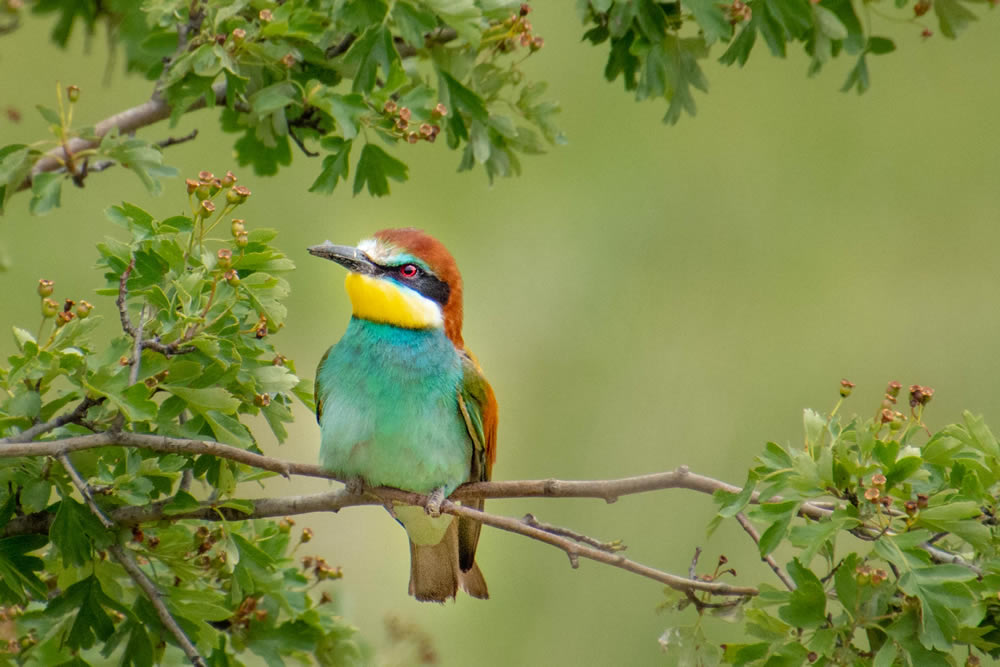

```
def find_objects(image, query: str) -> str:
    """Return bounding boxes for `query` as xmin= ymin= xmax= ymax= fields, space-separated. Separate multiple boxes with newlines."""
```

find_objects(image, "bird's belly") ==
xmin=317 ymin=326 xmax=471 ymax=494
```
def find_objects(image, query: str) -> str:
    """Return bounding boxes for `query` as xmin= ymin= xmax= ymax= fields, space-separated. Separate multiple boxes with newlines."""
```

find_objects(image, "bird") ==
xmin=309 ymin=228 xmax=497 ymax=602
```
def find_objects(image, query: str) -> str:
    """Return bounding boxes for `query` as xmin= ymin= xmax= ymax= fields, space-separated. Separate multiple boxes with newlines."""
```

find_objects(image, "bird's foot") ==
xmin=344 ymin=478 xmax=365 ymax=496
xmin=425 ymin=487 xmax=445 ymax=518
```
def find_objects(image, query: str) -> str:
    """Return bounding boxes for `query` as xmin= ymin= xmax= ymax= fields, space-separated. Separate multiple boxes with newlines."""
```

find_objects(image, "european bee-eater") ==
xmin=309 ymin=228 xmax=497 ymax=602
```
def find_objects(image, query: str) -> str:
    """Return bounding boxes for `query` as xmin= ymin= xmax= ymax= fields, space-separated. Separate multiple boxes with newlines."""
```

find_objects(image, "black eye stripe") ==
xmin=377 ymin=264 xmax=451 ymax=306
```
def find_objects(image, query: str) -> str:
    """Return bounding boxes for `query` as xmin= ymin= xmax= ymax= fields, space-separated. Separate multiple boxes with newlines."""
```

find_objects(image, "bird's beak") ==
xmin=308 ymin=242 xmax=378 ymax=275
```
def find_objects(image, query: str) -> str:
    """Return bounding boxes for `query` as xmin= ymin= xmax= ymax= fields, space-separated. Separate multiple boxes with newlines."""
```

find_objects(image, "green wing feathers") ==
xmin=457 ymin=352 xmax=498 ymax=573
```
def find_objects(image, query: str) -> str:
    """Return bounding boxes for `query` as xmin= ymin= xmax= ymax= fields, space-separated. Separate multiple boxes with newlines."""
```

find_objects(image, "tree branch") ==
xmin=21 ymin=82 xmax=227 ymax=190
xmin=734 ymin=512 xmax=796 ymax=591
xmin=58 ymin=452 xmax=206 ymax=667
xmin=0 ymin=396 xmax=100 ymax=444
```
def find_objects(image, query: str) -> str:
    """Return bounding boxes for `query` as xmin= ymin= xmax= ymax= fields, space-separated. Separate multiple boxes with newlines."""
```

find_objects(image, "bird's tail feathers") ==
xmin=408 ymin=520 xmax=489 ymax=602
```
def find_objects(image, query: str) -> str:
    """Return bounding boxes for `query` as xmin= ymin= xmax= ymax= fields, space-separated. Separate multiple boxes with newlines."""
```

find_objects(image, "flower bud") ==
xmin=530 ymin=36 xmax=544 ymax=51
xmin=259 ymin=9 xmax=272 ymax=22
xmin=886 ymin=380 xmax=901 ymax=398
xmin=231 ymin=28 xmax=246 ymax=44
xmin=75 ymin=300 xmax=93 ymax=318
xmin=431 ymin=103 xmax=448 ymax=119
xmin=62 ymin=298 xmax=74 ymax=312
xmin=37 ymin=279 xmax=54 ymax=297
xmin=231 ymin=218 xmax=246 ymax=237
xmin=185 ymin=178 xmax=199 ymax=194
xmin=519 ymin=3 xmax=531 ymax=16
xmin=863 ymin=487 xmax=880 ymax=502
xmin=56 ymin=311 xmax=75 ymax=328
xmin=198 ymin=199 xmax=216 ymax=218
xmin=224 ymin=269 xmax=240 ymax=286
xmin=407 ymin=132 xmax=419 ymax=144
xmin=254 ymin=393 xmax=271 ymax=407
xmin=281 ymin=53 xmax=296 ymax=68
xmin=221 ymin=170 xmax=237 ymax=187
xmin=879 ymin=408 xmax=894 ymax=424
xmin=198 ymin=170 xmax=214 ymax=182
xmin=217 ymin=248 xmax=233 ymax=269
xmin=300 ymin=527 xmax=313 ymax=543
xmin=67 ymin=85 xmax=80 ymax=103
xmin=904 ymin=500 xmax=918 ymax=516
xmin=839 ymin=378 xmax=855 ymax=398
xmin=278 ymin=517 xmax=295 ymax=533
xmin=41 ymin=297 xmax=59 ymax=318
xmin=235 ymin=232 xmax=249 ymax=248
xmin=916 ymin=493 xmax=929 ymax=509
xmin=383 ymin=100 xmax=397 ymax=114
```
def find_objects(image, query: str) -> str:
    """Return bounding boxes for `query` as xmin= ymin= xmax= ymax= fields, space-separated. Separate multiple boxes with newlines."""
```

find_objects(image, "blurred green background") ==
xmin=3 ymin=6 xmax=1000 ymax=665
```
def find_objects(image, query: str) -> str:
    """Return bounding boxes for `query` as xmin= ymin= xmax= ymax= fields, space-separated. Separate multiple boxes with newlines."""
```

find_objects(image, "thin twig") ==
xmin=522 ymin=513 xmax=626 ymax=553
xmin=734 ymin=512 xmax=796 ymax=591
xmin=57 ymin=453 xmax=206 ymax=666
xmin=0 ymin=396 xmax=100 ymax=444
xmin=288 ymin=126 xmax=318 ymax=157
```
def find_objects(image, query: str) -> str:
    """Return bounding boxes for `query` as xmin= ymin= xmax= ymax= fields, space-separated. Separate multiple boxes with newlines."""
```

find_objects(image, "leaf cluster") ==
xmin=0 ymin=177 xmax=359 ymax=665
xmin=664 ymin=386 xmax=1000 ymax=665
xmin=578 ymin=0 xmax=991 ymax=123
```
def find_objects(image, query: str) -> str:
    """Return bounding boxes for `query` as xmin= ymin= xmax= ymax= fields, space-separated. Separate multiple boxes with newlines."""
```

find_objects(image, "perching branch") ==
xmin=58 ymin=452 xmax=206 ymax=667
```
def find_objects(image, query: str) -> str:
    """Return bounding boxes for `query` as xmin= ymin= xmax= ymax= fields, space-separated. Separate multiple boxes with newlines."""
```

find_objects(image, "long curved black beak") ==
xmin=308 ymin=242 xmax=378 ymax=275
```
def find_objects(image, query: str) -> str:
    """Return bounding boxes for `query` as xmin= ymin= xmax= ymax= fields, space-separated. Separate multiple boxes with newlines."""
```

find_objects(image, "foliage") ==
xmin=659 ymin=384 xmax=1000 ymax=666
xmin=0 ymin=177 xmax=361 ymax=665
xmin=578 ymin=0 xmax=993 ymax=123
xmin=0 ymin=0 xmax=995 ymax=214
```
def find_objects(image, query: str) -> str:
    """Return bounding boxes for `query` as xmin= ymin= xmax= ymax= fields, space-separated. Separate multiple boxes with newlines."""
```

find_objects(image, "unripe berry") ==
xmin=41 ymin=297 xmax=59 ymax=318
xmin=254 ymin=393 xmax=271 ymax=407
xmin=55 ymin=311 xmax=75 ymax=328
xmin=231 ymin=218 xmax=246 ymax=237
xmin=221 ymin=170 xmax=237 ymax=187
xmin=258 ymin=9 xmax=272 ymax=22
xmin=198 ymin=199 xmax=216 ymax=218
xmin=839 ymin=378 xmax=855 ymax=398
xmin=519 ymin=3 xmax=531 ymax=16
xmin=530 ymin=36 xmax=544 ymax=51
xmin=67 ymin=85 xmax=80 ymax=103
xmin=281 ymin=53 xmax=296 ymax=68
xmin=398 ymin=107 xmax=411 ymax=122
xmin=300 ymin=527 xmax=313 ymax=543
xmin=185 ymin=178 xmax=199 ymax=194
xmin=383 ymin=100 xmax=397 ymax=114
xmin=407 ymin=132 xmax=418 ymax=144
xmin=886 ymin=380 xmax=902 ymax=397
xmin=431 ymin=103 xmax=448 ymax=119
xmin=224 ymin=269 xmax=240 ymax=286
xmin=37 ymin=279 xmax=54 ymax=297
xmin=198 ymin=170 xmax=214 ymax=182
xmin=75 ymin=300 xmax=93 ymax=318
xmin=195 ymin=182 xmax=211 ymax=200
xmin=217 ymin=248 xmax=233 ymax=269
xmin=235 ymin=232 xmax=249 ymax=248
xmin=231 ymin=28 xmax=246 ymax=44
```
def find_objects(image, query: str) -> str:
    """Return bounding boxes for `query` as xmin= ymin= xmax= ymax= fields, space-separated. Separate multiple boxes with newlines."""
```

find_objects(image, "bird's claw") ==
xmin=425 ymin=487 xmax=445 ymax=518
xmin=344 ymin=478 xmax=365 ymax=496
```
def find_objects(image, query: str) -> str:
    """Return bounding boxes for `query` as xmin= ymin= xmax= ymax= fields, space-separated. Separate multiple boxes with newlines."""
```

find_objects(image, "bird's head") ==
xmin=308 ymin=228 xmax=465 ymax=347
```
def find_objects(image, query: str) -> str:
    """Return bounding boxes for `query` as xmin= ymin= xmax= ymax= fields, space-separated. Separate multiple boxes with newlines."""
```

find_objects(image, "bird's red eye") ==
xmin=399 ymin=264 xmax=418 ymax=278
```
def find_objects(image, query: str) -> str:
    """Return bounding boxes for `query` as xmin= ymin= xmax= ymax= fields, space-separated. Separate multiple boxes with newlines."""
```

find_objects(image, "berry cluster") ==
xmin=382 ymin=100 xmax=447 ymax=144
xmin=36 ymin=278 xmax=92 ymax=340
xmin=490 ymin=4 xmax=544 ymax=53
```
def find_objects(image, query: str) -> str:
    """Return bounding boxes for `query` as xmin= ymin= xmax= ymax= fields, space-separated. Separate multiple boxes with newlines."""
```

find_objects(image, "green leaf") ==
xmin=814 ymin=5 xmax=848 ymax=40
xmin=0 ymin=534 xmax=47 ymax=604
xmin=46 ymin=575 xmax=130 ymax=650
xmin=715 ymin=471 xmax=756 ymax=518
xmin=345 ymin=25 xmax=403 ymax=93
xmin=162 ymin=490 xmax=202 ymax=515
xmin=718 ymin=23 xmax=757 ymax=67
xmin=50 ymin=498 xmax=112 ymax=567
xmin=309 ymin=139 xmax=352 ymax=194
xmin=162 ymin=385 xmax=240 ymax=415
xmin=779 ymin=560 xmax=826 ymax=629
xmin=35 ymin=104 xmax=61 ymax=126
xmin=867 ymin=36 xmax=896 ymax=55
xmin=352 ymin=143 xmax=408 ymax=197
xmin=934 ymin=0 xmax=978 ymax=39
xmin=685 ymin=0 xmax=733 ymax=45
xmin=841 ymin=54 xmax=869 ymax=94
xmin=29 ymin=172 xmax=63 ymax=215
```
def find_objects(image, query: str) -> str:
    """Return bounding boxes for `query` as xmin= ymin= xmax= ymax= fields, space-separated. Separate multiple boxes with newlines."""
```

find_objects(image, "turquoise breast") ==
xmin=317 ymin=318 xmax=471 ymax=495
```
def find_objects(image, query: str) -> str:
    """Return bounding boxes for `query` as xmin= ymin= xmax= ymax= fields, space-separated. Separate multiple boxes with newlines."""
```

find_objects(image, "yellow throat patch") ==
xmin=344 ymin=272 xmax=443 ymax=329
